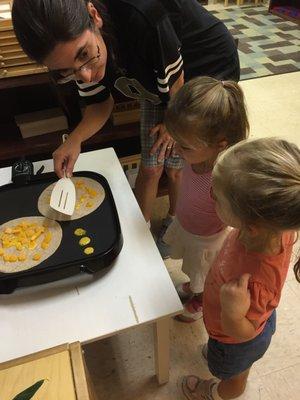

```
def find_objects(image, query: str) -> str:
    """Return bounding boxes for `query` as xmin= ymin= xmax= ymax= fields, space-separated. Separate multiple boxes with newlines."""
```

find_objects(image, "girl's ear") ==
xmin=87 ymin=2 xmax=103 ymax=29
xmin=247 ymin=225 xmax=260 ymax=237
xmin=217 ymin=140 xmax=228 ymax=152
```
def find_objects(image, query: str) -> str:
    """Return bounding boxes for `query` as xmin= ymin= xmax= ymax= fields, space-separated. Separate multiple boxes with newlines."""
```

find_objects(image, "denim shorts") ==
xmin=140 ymin=100 xmax=184 ymax=169
xmin=207 ymin=311 xmax=276 ymax=380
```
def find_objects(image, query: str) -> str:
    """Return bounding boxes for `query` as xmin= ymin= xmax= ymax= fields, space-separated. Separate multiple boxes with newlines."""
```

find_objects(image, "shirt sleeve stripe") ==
xmin=157 ymin=85 xmax=170 ymax=93
xmin=76 ymin=81 xmax=101 ymax=89
xmin=78 ymin=85 xmax=106 ymax=97
xmin=157 ymin=59 xmax=183 ymax=87
xmin=157 ymin=55 xmax=183 ymax=85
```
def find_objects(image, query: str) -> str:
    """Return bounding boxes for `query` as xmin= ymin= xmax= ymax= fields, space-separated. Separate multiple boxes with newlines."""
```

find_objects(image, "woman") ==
xmin=12 ymin=0 xmax=239 ymax=230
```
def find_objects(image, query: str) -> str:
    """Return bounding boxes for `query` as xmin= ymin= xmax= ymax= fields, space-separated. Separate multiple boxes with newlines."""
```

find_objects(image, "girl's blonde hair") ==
xmin=213 ymin=137 xmax=300 ymax=282
xmin=164 ymin=76 xmax=249 ymax=146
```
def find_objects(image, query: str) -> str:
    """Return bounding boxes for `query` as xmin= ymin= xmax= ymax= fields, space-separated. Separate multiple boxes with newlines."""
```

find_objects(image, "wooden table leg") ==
xmin=154 ymin=317 xmax=170 ymax=385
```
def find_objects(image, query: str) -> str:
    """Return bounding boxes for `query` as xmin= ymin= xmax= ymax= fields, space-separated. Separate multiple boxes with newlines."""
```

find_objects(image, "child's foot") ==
xmin=176 ymin=282 xmax=193 ymax=301
xmin=175 ymin=295 xmax=203 ymax=323
xmin=178 ymin=375 xmax=219 ymax=400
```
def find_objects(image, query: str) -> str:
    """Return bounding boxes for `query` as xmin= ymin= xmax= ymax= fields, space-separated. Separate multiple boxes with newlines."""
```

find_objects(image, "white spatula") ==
xmin=50 ymin=134 xmax=76 ymax=215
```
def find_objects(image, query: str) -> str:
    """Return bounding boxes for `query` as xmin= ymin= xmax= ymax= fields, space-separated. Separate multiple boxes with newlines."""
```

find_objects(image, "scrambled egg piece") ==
xmin=84 ymin=247 xmax=94 ymax=255
xmin=79 ymin=237 xmax=91 ymax=246
xmin=74 ymin=228 xmax=86 ymax=236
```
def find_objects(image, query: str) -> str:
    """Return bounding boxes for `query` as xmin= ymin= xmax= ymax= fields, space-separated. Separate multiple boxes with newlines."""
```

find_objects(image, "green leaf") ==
xmin=12 ymin=379 xmax=45 ymax=400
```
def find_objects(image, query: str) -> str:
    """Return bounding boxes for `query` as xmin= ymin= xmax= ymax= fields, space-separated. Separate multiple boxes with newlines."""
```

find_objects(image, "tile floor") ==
xmin=84 ymin=64 xmax=300 ymax=400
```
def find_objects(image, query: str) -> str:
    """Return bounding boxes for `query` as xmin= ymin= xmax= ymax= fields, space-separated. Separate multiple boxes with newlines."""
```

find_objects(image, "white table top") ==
xmin=0 ymin=148 xmax=182 ymax=362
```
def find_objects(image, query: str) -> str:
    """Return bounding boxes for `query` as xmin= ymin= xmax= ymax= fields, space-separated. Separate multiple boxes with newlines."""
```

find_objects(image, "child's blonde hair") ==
xmin=213 ymin=137 xmax=300 ymax=282
xmin=164 ymin=76 xmax=249 ymax=146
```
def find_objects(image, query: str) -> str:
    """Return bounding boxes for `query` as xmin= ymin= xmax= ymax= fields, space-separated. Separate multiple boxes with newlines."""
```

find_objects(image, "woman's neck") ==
xmin=238 ymin=229 xmax=283 ymax=255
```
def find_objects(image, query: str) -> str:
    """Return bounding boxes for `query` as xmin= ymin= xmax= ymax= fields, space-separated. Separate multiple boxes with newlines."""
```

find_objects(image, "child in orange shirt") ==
xmin=178 ymin=138 xmax=300 ymax=399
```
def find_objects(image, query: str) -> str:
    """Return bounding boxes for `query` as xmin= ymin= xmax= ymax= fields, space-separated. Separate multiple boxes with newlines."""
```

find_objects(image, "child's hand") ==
xmin=220 ymin=273 xmax=251 ymax=321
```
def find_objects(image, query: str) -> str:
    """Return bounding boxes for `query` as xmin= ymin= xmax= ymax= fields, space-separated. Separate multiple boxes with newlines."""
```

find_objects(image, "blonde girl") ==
xmin=159 ymin=76 xmax=249 ymax=322
xmin=179 ymin=138 xmax=300 ymax=399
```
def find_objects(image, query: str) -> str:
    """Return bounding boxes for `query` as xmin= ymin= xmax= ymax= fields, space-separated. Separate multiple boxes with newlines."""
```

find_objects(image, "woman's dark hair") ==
xmin=12 ymin=0 xmax=113 ymax=63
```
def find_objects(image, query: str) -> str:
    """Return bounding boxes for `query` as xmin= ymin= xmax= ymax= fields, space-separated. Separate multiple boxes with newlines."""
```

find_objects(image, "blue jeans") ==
xmin=207 ymin=311 xmax=276 ymax=380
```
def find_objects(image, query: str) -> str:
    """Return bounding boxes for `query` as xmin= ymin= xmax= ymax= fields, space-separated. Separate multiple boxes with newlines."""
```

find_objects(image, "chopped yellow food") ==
xmin=30 ymin=230 xmax=43 ymax=241
xmin=44 ymin=232 xmax=52 ymax=244
xmin=79 ymin=237 xmax=91 ymax=246
xmin=3 ymin=254 xmax=10 ymax=262
xmin=75 ymin=180 xmax=84 ymax=187
xmin=84 ymin=247 xmax=94 ymax=255
xmin=41 ymin=241 xmax=49 ymax=250
xmin=26 ymin=229 xmax=35 ymax=237
xmin=1 ymin=221 xmax=53 ymax=263
xmin=28 ymin=241 xmax=37 ymax=250
xmin=9 ymin=255 xmax=18 ymax=262
xmin=74 ymin=228 xmax=86 ymax=236
xmin=16 ymin=243 xmax=23 ymax=251
xmin=86 ymin=187 xmax=97 ymax=198
xmin=18 ymin=253 xmax=27 ymax=262
xmin=85 ymin=202 xmax=93 ymax=208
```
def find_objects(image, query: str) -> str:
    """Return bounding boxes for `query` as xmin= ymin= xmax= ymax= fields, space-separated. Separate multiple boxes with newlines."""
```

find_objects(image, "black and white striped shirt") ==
xmin=77 ymin=0 xmax=238 ymax=106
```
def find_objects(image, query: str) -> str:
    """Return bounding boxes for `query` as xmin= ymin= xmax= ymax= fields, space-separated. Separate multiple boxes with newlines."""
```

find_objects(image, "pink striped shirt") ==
xmin=176 ymin=164 xmax=224 ymax=236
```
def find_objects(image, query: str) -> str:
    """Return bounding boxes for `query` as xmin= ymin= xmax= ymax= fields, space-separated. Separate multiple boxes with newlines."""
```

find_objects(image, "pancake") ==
xmin=38 ymin=177 xmax=105 ymax=221
xmin=0 ymin=216 xmax=62 ymax=274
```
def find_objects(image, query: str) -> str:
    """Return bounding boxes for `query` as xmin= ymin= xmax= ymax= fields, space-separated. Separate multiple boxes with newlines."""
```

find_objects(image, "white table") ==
xmin=0 ymin=148 xmax=183 ymax=384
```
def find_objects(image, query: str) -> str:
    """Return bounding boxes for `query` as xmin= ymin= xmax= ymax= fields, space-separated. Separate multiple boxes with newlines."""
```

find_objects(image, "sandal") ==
xmin=176 ymin=282 xmax=193 ymax=300
xmin=175 ymin=296 xmax=203 ymax=323
xmin=177 ymin=375 xmax=218 ymax=400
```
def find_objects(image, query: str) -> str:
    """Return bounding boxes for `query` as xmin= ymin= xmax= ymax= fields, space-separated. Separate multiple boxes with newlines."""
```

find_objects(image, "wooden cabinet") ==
xmin=0 ymin=1 xmax=48 ymax=79
xmin=0 ymin=343 xmax=98 ymax=400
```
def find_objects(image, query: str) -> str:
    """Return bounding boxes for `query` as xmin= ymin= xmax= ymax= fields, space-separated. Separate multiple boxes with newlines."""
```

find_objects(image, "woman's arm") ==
xmin=150 ymin=72 xmax=184 ymax=160
xmin=53 ymin=95 xmax=114 ymax=177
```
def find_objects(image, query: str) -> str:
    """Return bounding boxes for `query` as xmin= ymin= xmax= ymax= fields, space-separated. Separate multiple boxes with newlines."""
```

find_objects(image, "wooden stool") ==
xmin=0 ymin=342 xmax=98 ymax=400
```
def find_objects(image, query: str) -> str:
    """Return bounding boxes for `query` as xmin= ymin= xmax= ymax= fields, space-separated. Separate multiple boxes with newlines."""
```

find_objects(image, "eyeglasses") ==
xmin=54 ymin=45 xmax=101 ymax=84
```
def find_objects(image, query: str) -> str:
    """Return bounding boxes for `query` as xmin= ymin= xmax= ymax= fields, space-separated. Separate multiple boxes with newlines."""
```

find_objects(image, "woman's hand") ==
xmin=150 ymin=123 xmax=176 ymax=162
xmin=53 ymin=134 xmax=82 ymax=178
xmin=220 ymin=273 xmax=251 ymax=321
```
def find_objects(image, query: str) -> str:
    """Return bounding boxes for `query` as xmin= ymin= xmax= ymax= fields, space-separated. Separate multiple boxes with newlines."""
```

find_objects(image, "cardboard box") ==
xmin=15 ymin=108 xmax=68 ymax=138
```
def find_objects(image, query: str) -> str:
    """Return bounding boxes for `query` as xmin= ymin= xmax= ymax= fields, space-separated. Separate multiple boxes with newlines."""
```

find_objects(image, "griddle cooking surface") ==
xmin=0 ymin=171 xmax=121 ymax=279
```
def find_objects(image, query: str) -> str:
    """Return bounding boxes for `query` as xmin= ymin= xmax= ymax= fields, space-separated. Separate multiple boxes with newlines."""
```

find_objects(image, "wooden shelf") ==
xmin=0 ymin=72 xmax=49 ymax=89
xmin=0 ymin=121 xmax=140 ymax=168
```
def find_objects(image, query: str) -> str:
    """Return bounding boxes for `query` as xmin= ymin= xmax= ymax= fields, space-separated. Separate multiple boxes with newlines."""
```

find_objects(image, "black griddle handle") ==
xmin=80 ymin=264 xmax=96 ymax=274
xmin=11 ymin=158 xmax=34 ymax=186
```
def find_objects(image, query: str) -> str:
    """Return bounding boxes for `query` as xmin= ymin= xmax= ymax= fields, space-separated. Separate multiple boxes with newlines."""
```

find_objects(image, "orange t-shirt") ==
xmin=203 ymin=229 xmax=294 ymax=344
